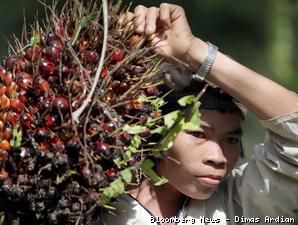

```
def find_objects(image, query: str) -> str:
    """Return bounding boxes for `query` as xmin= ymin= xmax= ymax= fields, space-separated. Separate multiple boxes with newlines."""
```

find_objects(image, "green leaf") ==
xmin=141 ymin=159 xmax=168 ymax=186
xmin=164 ymin=110 xmax=181 ymax=128
xmin=178 ymin=95 xmax=196 ymax=107
xmin=145 ymin=117 xmax=155 ymax=127
xmin=131 ymin=135 xmax=141 ymax=148
xmin=10 ymin=125 xmax=22 ymax=148
xmin=30 ymin=36 xmax=40 ymax=46
xmin=150 ymin=126 xmax=164 ymax=134
xmin=113 ymin=158 xmax=123 ymax=168
xmin=120 ymin=169 xmax=133 ymax=184
xmin=101 ymin=178 xmax=126 ymax=205
xmin=183 ymin=102 xmax=201 ymax=131
xmin=123 ymin=124 xmax=146 ymax=134
xmin=156 ymin=111 xmax=184 ymax=152
xmin=152 ymin=97 xmax=165 ymax=111
xmin=137 ymin=95 xmax=148 ymax=102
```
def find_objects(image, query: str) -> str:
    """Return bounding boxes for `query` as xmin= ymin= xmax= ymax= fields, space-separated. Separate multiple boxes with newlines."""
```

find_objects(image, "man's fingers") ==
xmin=134 ymin=5 xmax=147 ymax=33
xmin=159 ymin=3 xmax=171 ymax=29
xmin=144 ymin=7 xmax=160 ymax=35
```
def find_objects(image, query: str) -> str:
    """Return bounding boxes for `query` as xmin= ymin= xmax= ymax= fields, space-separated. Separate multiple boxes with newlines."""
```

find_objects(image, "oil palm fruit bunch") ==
xmin=0 ymin=0 xmax=200 ymax=224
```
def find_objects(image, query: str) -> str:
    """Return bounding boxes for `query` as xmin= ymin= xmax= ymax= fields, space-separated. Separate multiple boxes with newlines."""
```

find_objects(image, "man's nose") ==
xmin=202 ymin=141 xmax=227 ymax=169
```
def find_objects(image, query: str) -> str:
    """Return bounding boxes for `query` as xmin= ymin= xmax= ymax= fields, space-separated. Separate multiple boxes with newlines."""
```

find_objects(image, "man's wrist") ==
xmin=183 ymin=38 xmax=208 ymax=72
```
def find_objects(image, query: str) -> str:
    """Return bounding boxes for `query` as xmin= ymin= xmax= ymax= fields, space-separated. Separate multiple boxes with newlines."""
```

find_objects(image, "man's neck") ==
xmin=130 ymin=179 xmax=186 ymax=219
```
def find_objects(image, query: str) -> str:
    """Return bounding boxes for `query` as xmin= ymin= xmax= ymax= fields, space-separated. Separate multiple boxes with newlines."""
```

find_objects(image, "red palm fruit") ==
xmin=146 ymin=86 xmax=158 ymax=96
xmin=5 ymin=82 xmax=18 ymax=97
xmin=139 ymin=115 xmax=148 ymax=125
xmin=0 ymin=66 xmax=6 ymax=77
xmin=111 ymin=50 xmax=125 ymax=62
xmin=3 ymin=127 xmax=12 ymax=141
xmin=43 ymin=114 xmax=58 ymax=128
xmin=100 ymin=69 xmax=108 ymax=78
xmin=2 ymin=71 xmax=13 ymax=86
xmin=28 ymin=45 xmax=42 ymax=62
xmin=102 ymin=122 xmax=115 ymax=133
xmin=119 ymin=131 xmax=131 ymax=143
xmin=4 ymin=56 xmax=16 ymax=71
xmin=94 ymin=141 xmax=111 ymax=157
xmin=14 ymin=57 xmax=27 ymax=72
xmin=17 ymin=72 xmax=33 ymax=90
xmin=52 ymin=96 xmax=69 ymax=112
xmin=10 ymin=99 xmax=25 ymax=113
xmin=0 ymin=95 xmax=10 ymax=110
xmin=0 ymin=140 xmax=10 ymax=151
xmin=40 ymin=59 xmax=55 ymax=76
xmin=45 ymin=46 xmax=62 ymax=62
xmin=66 ymin=136 xmax=81 ymax=151
xmin=81 ymin=50 xmax=99 ymax=63
xmin=0 ymin=85 xmax=6 ymax=95
xmin=50 ymin=39 xmax=64 ymax=50
xmin=21 ymin=113 xmax=34 ymax=128
xmin=33 ymin=76 xmax=50 ymax=95
xmin=105 ymin=167 xmax=118 ymax=178
xmin=35 ymin=127 xmax=49 ymax=141
xmin=6 ymin=112 xmax=20 ymax=127
xmin=139 ymin=128 xmax=151 ymax=138
xmin=18 ymin=89 xmax=27 ymax=103
xmin=118 ymin=82 xmax=129 ymax=93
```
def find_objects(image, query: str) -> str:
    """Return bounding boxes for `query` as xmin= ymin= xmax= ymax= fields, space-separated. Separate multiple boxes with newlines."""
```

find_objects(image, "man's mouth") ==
xmin=194 ymin=175 xmax=223 ymax=187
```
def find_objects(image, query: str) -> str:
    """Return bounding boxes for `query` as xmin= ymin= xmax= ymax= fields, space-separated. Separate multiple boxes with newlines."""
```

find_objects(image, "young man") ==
xmin=100 ymin=3 xmax=298 ymax=225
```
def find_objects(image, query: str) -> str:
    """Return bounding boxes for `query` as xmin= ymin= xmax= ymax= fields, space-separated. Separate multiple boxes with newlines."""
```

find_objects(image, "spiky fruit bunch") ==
xmin=0 ymin=0 xmax=176 ymax=224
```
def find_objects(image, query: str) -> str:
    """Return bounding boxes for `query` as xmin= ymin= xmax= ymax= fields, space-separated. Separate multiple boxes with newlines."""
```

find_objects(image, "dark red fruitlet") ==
xmin=10 ymin=99 xmax=25 ymax=113
xmin=33 ymin=76 xmax=50 ymax=94
xmin=43 ymin=114 xmax=58 ymax=128
xmin=81 ymin=50 xmax=99 ymax=63
xmin=105 ymin=167 xmax=118 ymax=178
xmin=40 ymin=59 xmax=55 ymax=76
xmin=111 ymin=50 xmax=125 ymax=62
xmin=100 ymin=69 xmax=108 ymax=78
xmin=52 ymin=96 xmax=69 ymax=112
xmin=102 ymin=122 xmax=116 ymax=133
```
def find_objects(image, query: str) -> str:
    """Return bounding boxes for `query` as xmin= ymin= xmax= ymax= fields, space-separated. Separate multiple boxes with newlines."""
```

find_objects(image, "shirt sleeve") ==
xmin=226 ymin=111 xmax=298 ymax=220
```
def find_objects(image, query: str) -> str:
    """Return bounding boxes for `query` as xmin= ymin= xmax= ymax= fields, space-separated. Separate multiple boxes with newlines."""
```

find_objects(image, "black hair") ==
xmin=160 ymin=79 xmax=245 ymax=157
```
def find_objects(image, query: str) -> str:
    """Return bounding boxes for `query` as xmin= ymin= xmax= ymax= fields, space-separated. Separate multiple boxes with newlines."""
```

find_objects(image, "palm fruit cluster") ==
xmin=0 ymin=0 xmax=176 ymax=224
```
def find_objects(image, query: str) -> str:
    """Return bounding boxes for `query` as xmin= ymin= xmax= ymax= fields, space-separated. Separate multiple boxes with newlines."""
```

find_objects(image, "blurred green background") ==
xmin=0 ymin=0 xmax=297 ymax=160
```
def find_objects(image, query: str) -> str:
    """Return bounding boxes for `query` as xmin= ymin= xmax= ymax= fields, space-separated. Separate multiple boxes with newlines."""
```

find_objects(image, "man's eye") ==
xmin=187 ymin=131 xmax=206 ymax=139
xmin=227 ymin=137 xmax=240 ymax=144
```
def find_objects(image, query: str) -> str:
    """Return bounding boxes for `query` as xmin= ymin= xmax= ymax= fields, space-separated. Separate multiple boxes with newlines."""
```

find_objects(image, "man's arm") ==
xmin=133 ymin=3 xmax=298 ymax=120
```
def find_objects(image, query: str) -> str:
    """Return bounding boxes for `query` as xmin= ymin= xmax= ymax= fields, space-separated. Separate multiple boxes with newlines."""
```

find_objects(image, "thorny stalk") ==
xmin=72 ymin=0 xmax=108 ymax=122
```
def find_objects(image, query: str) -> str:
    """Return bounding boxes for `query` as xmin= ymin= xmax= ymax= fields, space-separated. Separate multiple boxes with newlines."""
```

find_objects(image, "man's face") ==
xmin=157 ymin=109 xmax=243 ymax=199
